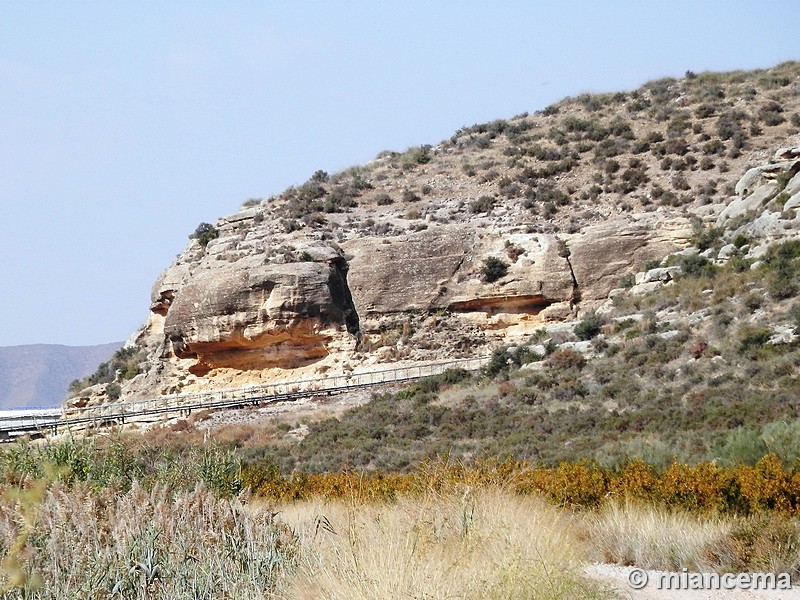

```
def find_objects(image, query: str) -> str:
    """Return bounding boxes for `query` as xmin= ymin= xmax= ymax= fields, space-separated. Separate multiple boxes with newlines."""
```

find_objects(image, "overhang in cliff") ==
xmin=161 ymin=258 xmax=359 ymax=373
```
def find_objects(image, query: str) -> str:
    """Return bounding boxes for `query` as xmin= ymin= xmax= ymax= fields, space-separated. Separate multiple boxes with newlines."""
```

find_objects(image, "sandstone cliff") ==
xmin=68 ymin=62 xmax=800 ymax=407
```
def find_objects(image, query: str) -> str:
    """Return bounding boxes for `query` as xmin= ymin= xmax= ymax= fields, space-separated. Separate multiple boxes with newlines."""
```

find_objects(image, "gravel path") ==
xmin=584 ymin=564 xmax=798 ymax=599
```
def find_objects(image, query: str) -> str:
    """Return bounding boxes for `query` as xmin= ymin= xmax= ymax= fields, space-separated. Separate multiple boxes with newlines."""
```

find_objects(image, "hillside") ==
xmin=68 ymin=61 xmax=800 ymax=415
xmin=0 ymin=343 xmax=120 ymax=409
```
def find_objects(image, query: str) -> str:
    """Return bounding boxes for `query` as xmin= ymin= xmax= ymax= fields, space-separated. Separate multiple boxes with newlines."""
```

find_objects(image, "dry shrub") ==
xmin=516 ymin=461 xmax=608 ymax=508
xmin=275 ymin=489 xmax=607 ymax=600
xmin=245 ymin=455 xmax=800 ymax=517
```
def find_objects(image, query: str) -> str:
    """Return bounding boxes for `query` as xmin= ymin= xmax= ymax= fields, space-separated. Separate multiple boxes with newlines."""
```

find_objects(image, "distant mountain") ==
xmin=0 ymin=343 xmax=121 ymax=409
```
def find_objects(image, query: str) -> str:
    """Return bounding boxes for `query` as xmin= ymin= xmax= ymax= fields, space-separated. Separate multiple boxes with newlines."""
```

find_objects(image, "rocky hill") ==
xmin=69 ymin=62 xmax=800 ymax=410
xmin=0 ymin=343 xmax=120 ymax=409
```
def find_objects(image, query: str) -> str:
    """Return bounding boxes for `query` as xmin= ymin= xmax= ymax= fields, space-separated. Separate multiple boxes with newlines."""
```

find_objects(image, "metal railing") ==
xmin=1 ymin=356 xmax=489 ymax=440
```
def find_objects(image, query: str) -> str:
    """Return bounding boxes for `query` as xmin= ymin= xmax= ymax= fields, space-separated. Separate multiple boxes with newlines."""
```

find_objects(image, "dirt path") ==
xmin=584 ymin=564 xmax=798 ymax=599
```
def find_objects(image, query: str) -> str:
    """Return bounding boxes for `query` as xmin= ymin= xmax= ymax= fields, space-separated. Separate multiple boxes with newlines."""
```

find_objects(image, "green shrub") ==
xmin=718 ymin=428 xmax=769 ymax=466
xmin=400 ymin=145 xmax=432 ymax=168
xmin=375 ymin=193 xmax=393 ymax=206
xmin=574 ymin=312 xmax=604 ymax=340
xmin=71 ymin=346 xmax=147 ymax=395
xmin=481 ymin=257 xmax=509 ymax=283
xmin=690 ymin=223 xmax=723 ymax=251
xmin=190 ymin=222 xmax=220 ymax=247
xmin=469 ymin=195 xmax=496 ymax=214
xmin=776 ymin=170 xmax=795 ymax=192
xmin=737 ymin=326 xmax=772 ymax=354
xmin=106 ymin=383 xmax=122 ymax=401
xmin=733 ymin=234 xmax=749 ymax=248
xmin=483 ymin=346 xmax=537 ymax=378
xmin=523 ymin=183 xmax=570 ymax=207
xmin=311 ymin=169 xmax=329 ymax=182
xmin=762 ymin=421 xmax=800 ymax=464
xmin=695 ymin=104 xmax=717 ymax=118
xmin=402 ymin=189 xmax=421 ymax=202
xmin=768 ymin=270 xmax=798 ymax=300
xmin=789 ymin=303 xmax=800 ymax=329
xmin=759 ymin=101 xmax=785 ymax=126
xmin=762 ymin=241 xmax=800 ymax=299
xmin=702 ymin=139 xmax=725 ymax=155
xmin=681 ymin=255 xmax=717 ymax=278
xmin=483 ymin=348 xmax=514 ymax=377
xmin=716 ymin=110 xmax=748 ymax=140
xmin=775 ymin=192 xmax=791 ymax=207
xmin=322 ymin=187 xmax=357 ymax=212
xmin=282 ymin=219 xmax=300 ymax=233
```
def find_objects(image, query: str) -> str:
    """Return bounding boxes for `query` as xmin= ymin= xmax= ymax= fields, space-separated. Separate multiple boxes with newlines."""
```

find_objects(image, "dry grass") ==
xmin=273 ymin=488 xmax=608 ymax=600
xmin=585 ymin=501 xmax=730 ymax=571
xmin=583 ymin=501 xmax=800 ymax=583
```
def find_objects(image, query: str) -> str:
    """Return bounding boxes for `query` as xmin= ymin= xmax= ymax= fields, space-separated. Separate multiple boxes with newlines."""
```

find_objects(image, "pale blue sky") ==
xmin=1 ymin=1 xmax=797 ymax=346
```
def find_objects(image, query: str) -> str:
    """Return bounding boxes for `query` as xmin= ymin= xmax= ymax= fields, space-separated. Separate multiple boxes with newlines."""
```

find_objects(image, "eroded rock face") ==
xmin=344 ymin=227 xmax=473 ymax=315
xmin=162 ymin=258 xmax=358 ymax=374
xmin=96 ymin=214 xmax=690 ymax=401
xmin=569 ymin=217 xmax=693 ymax=302
xmin=343 ymin=227 xmax=577 ymax=316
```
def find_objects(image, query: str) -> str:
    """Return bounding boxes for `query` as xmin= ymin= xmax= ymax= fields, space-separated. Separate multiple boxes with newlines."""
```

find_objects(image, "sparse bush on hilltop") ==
xmin=399 ymin=144 xmax=432 ymax=168
xmin=189 ymin=222 xmax=219 ymax=247
xmin=310 ymin=168 xmax=329 ymax=183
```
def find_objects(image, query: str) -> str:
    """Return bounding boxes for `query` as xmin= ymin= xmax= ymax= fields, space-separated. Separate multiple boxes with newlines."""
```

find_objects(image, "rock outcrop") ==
xmin=80 ymin=211 xmax=687 ymax=404
xmin=718 ymin=145 xmax=800 ymax=250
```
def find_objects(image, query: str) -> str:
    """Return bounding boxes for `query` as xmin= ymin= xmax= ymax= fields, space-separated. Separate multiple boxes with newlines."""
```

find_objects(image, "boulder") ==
xmin=717 ymin=183 xmax=777 ymax=225
xmin=634 ymin=267 xmax=681 ymax=285
xmin=717 ymin=244 xmax=738 ymax=260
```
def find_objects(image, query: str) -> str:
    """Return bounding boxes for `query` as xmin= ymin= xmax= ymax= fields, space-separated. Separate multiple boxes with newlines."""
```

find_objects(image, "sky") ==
xmin=0 ymin=0 xmax=797 ymax=347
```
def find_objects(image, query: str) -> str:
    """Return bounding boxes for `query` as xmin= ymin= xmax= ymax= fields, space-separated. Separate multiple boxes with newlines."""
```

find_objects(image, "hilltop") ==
xmin=69 ymin=61 xmax=800 ymax=419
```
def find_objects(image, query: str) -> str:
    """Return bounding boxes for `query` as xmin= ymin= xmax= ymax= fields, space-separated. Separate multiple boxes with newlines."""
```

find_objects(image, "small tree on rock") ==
xmin=482 ymin=257 xmax=509 ymax=283
xmin=190 ymin=222 xmax=220 ymax=248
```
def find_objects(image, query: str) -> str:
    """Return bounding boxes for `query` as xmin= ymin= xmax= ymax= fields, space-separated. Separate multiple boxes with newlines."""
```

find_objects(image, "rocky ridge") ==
xmin=68 ymin=62 xmax=800 ymax=409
